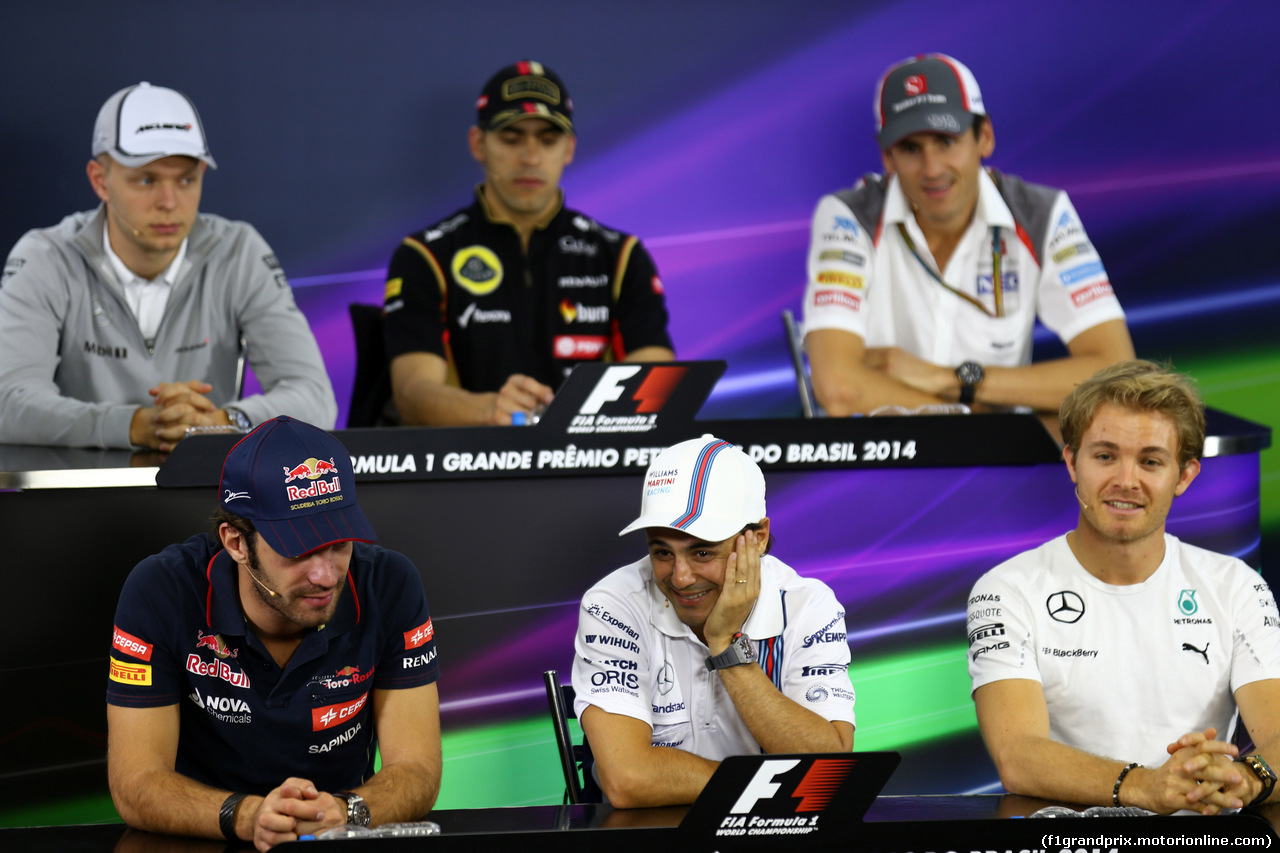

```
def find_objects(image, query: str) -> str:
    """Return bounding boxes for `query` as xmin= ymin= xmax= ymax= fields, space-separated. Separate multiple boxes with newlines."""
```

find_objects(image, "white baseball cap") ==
xmin=92 ymin=82 xmax=217 ymax=169
xmin=619 ymin=435 xmax=766 ymax=543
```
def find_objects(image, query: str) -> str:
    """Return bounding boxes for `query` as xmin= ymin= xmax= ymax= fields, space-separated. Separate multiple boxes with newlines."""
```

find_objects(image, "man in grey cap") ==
xmin=382 ymin=60 xmax=674 ymax=427
xmin=0 ymin=82 xmax=336 ymax=450
xmin=572 ymin=436 xmax=854 ymax=807
xmin=802 ymin=53 xmax=1134 ymax=427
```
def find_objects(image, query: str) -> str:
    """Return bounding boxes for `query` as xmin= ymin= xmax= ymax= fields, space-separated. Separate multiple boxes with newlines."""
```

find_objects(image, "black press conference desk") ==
xmin=0 ymin=362 xmax=1271 ymax=812
xmin=3 ymin=798 xmax=1279 ymax=853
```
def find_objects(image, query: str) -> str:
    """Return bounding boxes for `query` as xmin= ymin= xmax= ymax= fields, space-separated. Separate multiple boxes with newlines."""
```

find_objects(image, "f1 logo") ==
xmin=729 ymin=758 xmax=855 ymax=814
xmin=730 ymin=759 xmax=799 ymax=813
xmin=580 ymin=365 xmax=641 ymax=414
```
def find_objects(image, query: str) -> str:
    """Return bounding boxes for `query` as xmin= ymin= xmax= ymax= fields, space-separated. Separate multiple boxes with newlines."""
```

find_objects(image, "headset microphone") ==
xmin=1075 ymin=487 xmax=1089 ymax=511
xmin=245 ymin=563 xmax=279 ymax=598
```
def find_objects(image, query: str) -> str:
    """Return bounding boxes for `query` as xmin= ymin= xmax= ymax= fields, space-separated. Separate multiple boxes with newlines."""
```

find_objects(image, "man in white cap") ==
xmin=0 ymin=82 xmax=336 ymax=450
xmin=803 ymin=54 xmax=1134 ymax=426
xmin=572 ymin=435 xmax=855 ymax=807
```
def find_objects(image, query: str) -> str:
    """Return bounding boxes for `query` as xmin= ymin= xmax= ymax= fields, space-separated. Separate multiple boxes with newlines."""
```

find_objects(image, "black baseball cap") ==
xmin=476 ymin=60 xmax=574 ymax=134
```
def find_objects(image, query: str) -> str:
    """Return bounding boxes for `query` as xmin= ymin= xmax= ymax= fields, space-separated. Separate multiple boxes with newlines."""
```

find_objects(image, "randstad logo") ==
xmin=1178 ymin=590 xmax=1198 ymax=615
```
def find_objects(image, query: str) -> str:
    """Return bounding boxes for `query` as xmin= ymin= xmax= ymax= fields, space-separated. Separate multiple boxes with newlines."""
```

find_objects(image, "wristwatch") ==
xmin=333 ymin=791 xmax=372 ymax=827
xmin=705 ymin=633 xmax=757 ymax=671
xmin=1237 ymin=754 xmax=1277 ymax=807
xmin=224 ymin=406 xmax=252 ymax=432
xmin=955 ymin=361 xmax=984 ymax=406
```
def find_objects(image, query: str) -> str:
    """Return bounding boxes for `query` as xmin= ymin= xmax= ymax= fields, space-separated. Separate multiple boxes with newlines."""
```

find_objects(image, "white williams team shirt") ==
xmin=572 ymin=555 xmax=854 ymax=762
xmin=803 ymin=169 xmax=1125 ymax=368
xmin=968 ymin=534 xmax=1280 ymax=769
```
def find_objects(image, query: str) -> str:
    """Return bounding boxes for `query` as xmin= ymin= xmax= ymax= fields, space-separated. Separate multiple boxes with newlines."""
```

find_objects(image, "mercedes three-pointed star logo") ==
xmin=1046 ymin=591 xmax=1085 ymax=623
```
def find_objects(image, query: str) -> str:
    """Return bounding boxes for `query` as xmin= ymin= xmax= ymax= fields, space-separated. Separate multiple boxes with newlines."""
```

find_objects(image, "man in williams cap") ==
xmin=383 ymin=60 xmax=674 ymax=426
xmin=571 ymin=436 xmax=854 ymax=807
xmin=0 ymin=82 xmax=336 ymax=450
xmin=106 ymin=417 xmax=439 ymax=849
xmin=802 ymin=54 xmax=1134 ymax=424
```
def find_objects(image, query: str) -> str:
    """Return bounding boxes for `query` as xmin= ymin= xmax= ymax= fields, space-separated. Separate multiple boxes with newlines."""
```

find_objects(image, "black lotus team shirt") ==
xmin=382 ymin=188 xmax=673 ymax=392
xmin=107 ymin=535 xmax=438 ymax=794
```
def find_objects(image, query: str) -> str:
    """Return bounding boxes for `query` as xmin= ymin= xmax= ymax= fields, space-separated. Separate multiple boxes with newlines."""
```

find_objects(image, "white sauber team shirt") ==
xmin=968 ymin=534 xmax=1280 ymax=768
xmin=803 ymin=169 xmax=1125 ymax=368
xmin=572 ymin=554 xmax=855 ymax=762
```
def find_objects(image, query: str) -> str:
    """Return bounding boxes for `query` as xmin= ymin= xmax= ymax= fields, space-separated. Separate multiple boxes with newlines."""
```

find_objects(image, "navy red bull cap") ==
xmin=476 ymin=60 xmax=574 ymax=134
xmin=618 ymin=435 xmax=767 ymax=543
xmin=218 ymin=416 xmax=375 ymax=558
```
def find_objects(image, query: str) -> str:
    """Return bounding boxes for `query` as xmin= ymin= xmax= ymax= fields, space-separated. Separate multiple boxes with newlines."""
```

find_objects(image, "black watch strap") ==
xmin=1239 ymin=754 xmax=1277 ymax=807
xmin=219 ymin=792 xmax=247 ymax=842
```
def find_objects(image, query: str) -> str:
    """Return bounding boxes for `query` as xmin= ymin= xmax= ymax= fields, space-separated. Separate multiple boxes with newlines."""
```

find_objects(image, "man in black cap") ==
xmin=383 ymin=60 xmax=675 ymax=426
xmin=106 ymin=417 xmax=440 ymax=850
xmin=802 ymin=53 xmax=1134 ymax=425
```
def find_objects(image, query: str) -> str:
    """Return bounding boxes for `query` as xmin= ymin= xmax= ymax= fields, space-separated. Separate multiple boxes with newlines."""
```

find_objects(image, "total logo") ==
xmin=558 ymin=299 xmax=609 ymax=325
xmin=313 ymin=692 xmax=369 ymax=731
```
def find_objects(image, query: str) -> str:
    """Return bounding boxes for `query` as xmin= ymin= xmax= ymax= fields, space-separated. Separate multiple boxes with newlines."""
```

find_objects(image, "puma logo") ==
xmin=1182 ymin=642 xmax=1209 ymax=665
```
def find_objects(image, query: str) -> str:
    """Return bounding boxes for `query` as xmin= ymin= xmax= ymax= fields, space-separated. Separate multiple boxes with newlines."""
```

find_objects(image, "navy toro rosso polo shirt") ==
xmin=107 ymin=534 xmax=438 ymax=794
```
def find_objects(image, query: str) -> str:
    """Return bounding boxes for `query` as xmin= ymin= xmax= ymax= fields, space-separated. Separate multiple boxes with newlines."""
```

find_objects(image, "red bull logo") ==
xmin=195 ymin=630 xmax=238 ymax=659
xmin=283 ymin=457 xmax=340 ymax=483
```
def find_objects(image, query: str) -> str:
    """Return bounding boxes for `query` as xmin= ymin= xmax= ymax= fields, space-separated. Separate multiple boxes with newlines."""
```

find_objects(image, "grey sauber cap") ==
xmin=874 ymin=53 xmax=985 ymax=150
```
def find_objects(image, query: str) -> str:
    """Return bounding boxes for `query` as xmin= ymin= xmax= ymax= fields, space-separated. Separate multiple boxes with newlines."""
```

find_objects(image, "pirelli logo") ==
xmin=110 ymin=657 xmax=152 ymax=686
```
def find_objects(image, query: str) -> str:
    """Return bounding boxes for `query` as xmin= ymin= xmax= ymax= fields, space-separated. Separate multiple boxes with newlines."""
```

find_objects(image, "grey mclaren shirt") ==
xmin=0 ymin=206 xmax=336 ymax=448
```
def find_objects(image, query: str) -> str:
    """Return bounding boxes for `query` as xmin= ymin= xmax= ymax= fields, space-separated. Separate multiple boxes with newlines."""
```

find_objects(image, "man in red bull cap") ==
xmin=571 ymin=435 xmax=855 ymax=806
xmin=802 ymin=54 xmax=1134 ymax=431
xmin=106 ymin=416 xmax=440 ymax=849
xmin=381 ymin=60 xmax=675 ymax=427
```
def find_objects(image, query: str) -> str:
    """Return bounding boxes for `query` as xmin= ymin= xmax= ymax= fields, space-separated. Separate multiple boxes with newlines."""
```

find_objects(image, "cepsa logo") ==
xmin=313 ymin=692 xmax=369 ymax=731
xmin=113 ymin=625 xmax=153 ymax=661
xmin=404 ymin=619 xmax=434 ymax=650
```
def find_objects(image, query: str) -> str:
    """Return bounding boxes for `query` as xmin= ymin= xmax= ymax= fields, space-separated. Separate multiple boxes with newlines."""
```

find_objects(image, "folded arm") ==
xmin=580 ymin=705 xmax=720 ymax=808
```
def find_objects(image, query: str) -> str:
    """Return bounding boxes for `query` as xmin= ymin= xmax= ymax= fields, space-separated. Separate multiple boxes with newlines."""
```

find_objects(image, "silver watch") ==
xmin=705 ymin=633 xmax=757 ymax=671
xmin=334 ymin=791 xmax=371 ymax=827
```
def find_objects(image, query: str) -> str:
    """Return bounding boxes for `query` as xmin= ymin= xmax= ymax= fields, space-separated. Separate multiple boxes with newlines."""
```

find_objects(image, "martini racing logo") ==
xmin=567 ymin=364 xmax=688 ymax=435
xmin=451 ymin=246 xmax=504 ymax=295
xmin=313 ymin=692 xmax=369 ymax=731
